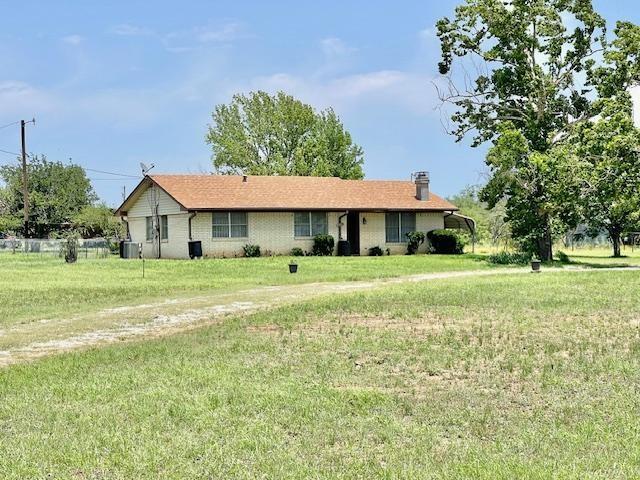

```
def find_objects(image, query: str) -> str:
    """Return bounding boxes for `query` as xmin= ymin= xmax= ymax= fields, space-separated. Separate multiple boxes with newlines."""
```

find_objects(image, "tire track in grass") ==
xmin=0 ymin=266 xmax=636 ymax=367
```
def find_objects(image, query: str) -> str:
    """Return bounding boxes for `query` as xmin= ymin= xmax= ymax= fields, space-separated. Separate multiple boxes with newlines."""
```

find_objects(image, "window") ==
xmin=146 ymin=215 xmax=168 ymax=241
xmin=294 ymin=211 xmax=328 ymax=237
xmin=212 ymin=211 xmax=248 ymax=238
xmin=146 ymin=217 xmax=153 ymax=241
xmin=160 ymin=215 xmax=168 ymax=240
xmin=385 ymin=212 xmax=416 ymax=243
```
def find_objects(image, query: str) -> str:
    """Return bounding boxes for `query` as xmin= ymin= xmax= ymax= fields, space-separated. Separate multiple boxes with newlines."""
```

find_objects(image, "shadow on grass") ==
xmin=569 ymin=261 xmax=636 ymax=269
xmin=544 ymin=257 xmax=637 ymax=269
xmin=464 ymin=253 xmax=490 ymax=263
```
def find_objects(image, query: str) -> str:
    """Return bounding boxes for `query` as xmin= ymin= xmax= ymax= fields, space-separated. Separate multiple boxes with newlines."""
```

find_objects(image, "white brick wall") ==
xmin=125 ymin=185 xmax=446 ymax=258
xmin=128 ymin=213 xmax=190 ymax=259
xmin=192 ymin=211 xmax=342 ymax=258
xmin=358 ymin=211 xmax=444 ymax=255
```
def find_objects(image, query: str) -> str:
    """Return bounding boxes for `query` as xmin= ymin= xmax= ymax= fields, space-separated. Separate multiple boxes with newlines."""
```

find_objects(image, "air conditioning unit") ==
xmin=120 ymin=241 xmax=141 ymax=259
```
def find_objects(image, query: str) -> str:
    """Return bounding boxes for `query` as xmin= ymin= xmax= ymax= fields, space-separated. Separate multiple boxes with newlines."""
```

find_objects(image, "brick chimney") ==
xmin=413 ymin=171 xmax=430 ymax=201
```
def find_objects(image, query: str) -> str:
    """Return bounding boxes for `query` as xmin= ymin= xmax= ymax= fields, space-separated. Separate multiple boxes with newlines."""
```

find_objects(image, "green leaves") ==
xmin=437 ymin=0 xmax=640 ymax=259
xmin=206 ymin=91 xmax=364 ymax=179
xmin=73 ymin=204 xmax=124 ymax=239
xmin=0 ymin=156 xmax=97 ymax=238
xmin=564 ymin=95 xmax=640 ymax=255
xmin=437 ymin=0 xmax=606 ymax=149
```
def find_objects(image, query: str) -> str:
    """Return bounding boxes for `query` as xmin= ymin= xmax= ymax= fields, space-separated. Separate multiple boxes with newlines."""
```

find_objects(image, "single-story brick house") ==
xmin=116 ymin=172 xmax=474 ymax=259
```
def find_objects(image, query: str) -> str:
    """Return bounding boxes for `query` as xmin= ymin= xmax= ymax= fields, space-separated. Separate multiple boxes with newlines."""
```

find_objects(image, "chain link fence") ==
xmin=0 ymin=237 xmax=114 ymax=258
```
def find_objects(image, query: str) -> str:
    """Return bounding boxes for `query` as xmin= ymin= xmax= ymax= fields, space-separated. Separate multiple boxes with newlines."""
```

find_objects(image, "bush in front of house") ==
xmin=243 ymin=244 xmax=261 ymax=257
xmin=368 ymin=246 xmax=384 ymax=256
xmin=487 ymin=251 xmax=531 ymax=265
xmin=427 ymin=229 xmax=467 ymax=254
xmin=312 ymin=234 xmax=334 ymax=256
xmin=290 ymin=247 xmax=305 ymax=256
xmin=405 ymin=231 xmax=426 ymax=255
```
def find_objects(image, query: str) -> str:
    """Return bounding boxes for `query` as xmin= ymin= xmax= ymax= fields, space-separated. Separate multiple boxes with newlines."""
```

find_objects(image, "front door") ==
xmin=347 ymin=211 xmax=360 ymax=255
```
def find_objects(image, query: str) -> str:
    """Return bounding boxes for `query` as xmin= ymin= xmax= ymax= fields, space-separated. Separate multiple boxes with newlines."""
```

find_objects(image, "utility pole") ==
xmin=122 ymin=185 xmax=126 ymax=203
xmin=20 ymin=118 xmax=35 ymax=237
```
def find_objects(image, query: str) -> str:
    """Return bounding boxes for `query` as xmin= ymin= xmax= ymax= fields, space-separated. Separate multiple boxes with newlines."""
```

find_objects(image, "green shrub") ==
xmin=368 ymin=246 xmax=384 ymax=256
xmin=427 ymin=229 xmax=466 ymax=254
xmin=312 ymin=234 xmax=334 ymax=256
xmin=242 ymin=244 xmax=261 ymax=258
xmin=405 ymin=231 xmax=426 ymax=255
xmin=556 ymin=250 xmax=570 ymax=263
xmin=61 ymin=231 xmax=79 ymax=263
xmin=290 ymin=247 xmax=305 ymax=257
xmin=487 ymin=251 xmax=532 ymax=265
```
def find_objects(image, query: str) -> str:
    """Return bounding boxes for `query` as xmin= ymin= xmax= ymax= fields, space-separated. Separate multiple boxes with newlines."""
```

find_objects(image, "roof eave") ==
xmin=183 ymin=206 xmax=459 ymax=212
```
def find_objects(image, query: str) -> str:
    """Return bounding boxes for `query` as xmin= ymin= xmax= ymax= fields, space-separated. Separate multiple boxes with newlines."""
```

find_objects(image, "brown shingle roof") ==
xmin=121 ymin=174 xmax=458 ymax=213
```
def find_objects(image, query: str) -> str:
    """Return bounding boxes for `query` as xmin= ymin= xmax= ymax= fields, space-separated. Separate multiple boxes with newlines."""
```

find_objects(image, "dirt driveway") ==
xmin=0 ymin=266 xmax=632 ymax=367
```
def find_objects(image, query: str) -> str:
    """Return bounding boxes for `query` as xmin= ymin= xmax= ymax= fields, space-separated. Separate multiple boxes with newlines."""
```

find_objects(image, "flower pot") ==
xmin=531 ymin=260 xmax=541 ymax=272
xmin=289 ymin=263 xmax=298 ymax=274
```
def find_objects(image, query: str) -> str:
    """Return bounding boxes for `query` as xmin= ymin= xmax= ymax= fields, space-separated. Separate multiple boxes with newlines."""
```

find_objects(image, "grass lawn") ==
xmin=2 ymin=246 xmax=638 ymax=328
xmin=0 ymin=252 xmax=496 ymax=327
xmin=1 ymin=269 xmax=640 ymax=478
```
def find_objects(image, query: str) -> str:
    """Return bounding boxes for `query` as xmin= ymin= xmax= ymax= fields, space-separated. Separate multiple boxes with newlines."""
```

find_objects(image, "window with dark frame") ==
xmin=212 ymin=211 xmax=248 ymax=238
xmin=146 ymin=215 xmax=169 ymax=241
xmin=385 ymin=212 xmax=416 ymax=243
xmin=294 ymin=211 xmax=328 ymax=237
xmin=160 ymin=215 xmax=168 ymax=240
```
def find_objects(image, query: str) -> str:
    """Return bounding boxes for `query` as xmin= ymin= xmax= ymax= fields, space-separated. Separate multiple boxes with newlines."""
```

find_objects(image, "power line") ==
xmin=23 ymin=153 xmax=140 ymax=179
xmin=2 ymin=152 xmax=141 ymax=180
xmin=89 ymin=177 xmax=140 ymax=181
xmin=0 ymin=120 xmax=21 ymax=131
xmin=0 ymin=148 xmax=20 ymax=157
xmin=84 ymin=167 xmax=140 ymax=179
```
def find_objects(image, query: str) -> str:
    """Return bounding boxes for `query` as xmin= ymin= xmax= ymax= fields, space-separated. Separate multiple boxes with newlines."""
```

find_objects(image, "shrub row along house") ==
xmin=115 ymin=172 xmax=475 ymax=259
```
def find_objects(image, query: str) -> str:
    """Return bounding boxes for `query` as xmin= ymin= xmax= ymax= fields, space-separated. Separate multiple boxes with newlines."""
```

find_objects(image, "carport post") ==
xmin=463 ymin=217 xmax=475 ymax=253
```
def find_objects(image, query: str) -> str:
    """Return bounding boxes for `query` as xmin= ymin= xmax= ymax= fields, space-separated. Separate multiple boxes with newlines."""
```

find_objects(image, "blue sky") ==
xmin=1 ymin=1 xmax=637 ymax=206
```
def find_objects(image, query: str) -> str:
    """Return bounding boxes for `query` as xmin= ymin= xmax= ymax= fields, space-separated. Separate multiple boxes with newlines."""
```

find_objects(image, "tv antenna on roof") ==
xmin=140 ymin=162 xmax=155 ymax=176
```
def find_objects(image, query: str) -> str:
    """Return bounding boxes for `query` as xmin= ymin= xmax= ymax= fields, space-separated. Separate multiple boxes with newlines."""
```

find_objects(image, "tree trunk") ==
xmin=536 ymin=217 xmax=553 ymax=261
xmin=611 ymin=231 xmax=622 ymax=257
xmin=538 ymin=237 xmax=553 ymax=261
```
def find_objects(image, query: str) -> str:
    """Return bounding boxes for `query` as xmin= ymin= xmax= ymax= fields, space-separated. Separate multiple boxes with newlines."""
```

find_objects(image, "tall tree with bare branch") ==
xmin=436 ymin=0 xmax=607 ymax=260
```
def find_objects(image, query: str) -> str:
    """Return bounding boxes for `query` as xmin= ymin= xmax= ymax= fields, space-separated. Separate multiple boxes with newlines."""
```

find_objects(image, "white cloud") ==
xmin=329 ymin=71 xmax=404 ymax=96
xmin=0 ymin=79 xmax=178 ymax=131
xmin=196 ymin=22 xmax=247 ymax=43
xmin=320 ymin=37 xmax=356 ymax=58
xmin=246 ymin=70 xmax=438 ymax=115
xmin=110 ymin=24 xmax=154 ymax=36
xmin=62 ymin=34 xmax=83 ymax=45
xmin=0 ymin=81 xmax=57 ymax=116
xmin=0 ymin=20 xmax=440 ymax=140
xmin=107 ymin=21 xmax=252 ymax=53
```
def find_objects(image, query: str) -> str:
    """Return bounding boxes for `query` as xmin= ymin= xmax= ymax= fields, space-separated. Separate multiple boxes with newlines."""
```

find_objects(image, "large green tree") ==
xmin=0 ymin=155 xmax=96 ymax=237
xmin=569 ymin=96 xmax=640 ymax=257
xmin=73 ymin=204 xmax=125 ymax=239
xmin=572 ymin=22 xmax=640 ymax=257
xmin=436 ymin=0 xmax=607 ymax=260
xmin=206 ymin=91 xmax=364 ymax=179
